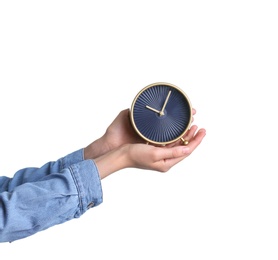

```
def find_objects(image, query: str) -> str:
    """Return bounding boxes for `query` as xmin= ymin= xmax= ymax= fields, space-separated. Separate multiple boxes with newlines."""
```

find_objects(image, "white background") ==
xmin=1 ymin=1 xmax=277 ymax=259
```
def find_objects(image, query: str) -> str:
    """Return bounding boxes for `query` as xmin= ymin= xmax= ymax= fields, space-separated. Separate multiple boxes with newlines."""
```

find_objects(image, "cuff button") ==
xmin=87 ymin=202 xmax=94 ymax=209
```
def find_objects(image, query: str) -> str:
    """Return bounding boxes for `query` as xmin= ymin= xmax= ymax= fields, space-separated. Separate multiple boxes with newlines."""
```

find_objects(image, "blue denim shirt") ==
xmin=0 ymin=149 xmax=103 ymax=243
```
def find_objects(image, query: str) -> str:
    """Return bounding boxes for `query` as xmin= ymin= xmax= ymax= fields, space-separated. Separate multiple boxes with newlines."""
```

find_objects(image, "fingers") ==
xmin=166 ymin=125 xmax=198 ymax=148
xmin=160 ymin=145 xmax=190 ymax=160
xmin=191 ymin=108 xmax=196 ymax=123
xmin=186 ymin=128 xmax=206 ymax=151
xmin=192 ymin=108 xmax=196 ymax=115
xmin=157 ymin=128 xmax=206 ymax=171
xmin=184 ymin=125 xmax=198 ymax=141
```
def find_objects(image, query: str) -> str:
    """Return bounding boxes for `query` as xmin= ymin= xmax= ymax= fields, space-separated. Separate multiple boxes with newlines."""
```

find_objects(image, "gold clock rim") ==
xmin=130 ymin=82 xmax=193 ymax=145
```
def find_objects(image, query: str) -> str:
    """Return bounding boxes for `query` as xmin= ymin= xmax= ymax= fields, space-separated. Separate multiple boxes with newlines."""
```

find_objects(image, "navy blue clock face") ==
xmin=130 ymin=83 xmax=192 ymax=145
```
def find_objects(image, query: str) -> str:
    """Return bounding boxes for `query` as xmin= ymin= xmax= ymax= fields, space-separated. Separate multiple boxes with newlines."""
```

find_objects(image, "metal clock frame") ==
xmin=130 ymin=82 xmax=192 ymax=145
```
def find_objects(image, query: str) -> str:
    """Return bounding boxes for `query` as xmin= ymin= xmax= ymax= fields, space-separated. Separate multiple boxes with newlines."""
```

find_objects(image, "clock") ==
xmin=130 ymin=82 xmax=192 ymax=145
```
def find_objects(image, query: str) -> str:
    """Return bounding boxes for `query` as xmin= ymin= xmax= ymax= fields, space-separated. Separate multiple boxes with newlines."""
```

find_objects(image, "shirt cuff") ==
xmin=60 ymin=148 xmax=85 ymax=170
xmin=61 ymin=149 xmax=103 ymax=216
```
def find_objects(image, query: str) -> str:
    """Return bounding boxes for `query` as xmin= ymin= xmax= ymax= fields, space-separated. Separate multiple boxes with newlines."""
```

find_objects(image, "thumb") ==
xmin=153 ymin=146 xmax=190 ymax=172
xmin=162 ymin=146 xmax=190 ymax=160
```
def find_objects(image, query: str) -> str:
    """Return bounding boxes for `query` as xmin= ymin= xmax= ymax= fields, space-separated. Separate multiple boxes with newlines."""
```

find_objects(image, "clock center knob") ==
xmin=156 ymin=109 xmax=168 ymax=119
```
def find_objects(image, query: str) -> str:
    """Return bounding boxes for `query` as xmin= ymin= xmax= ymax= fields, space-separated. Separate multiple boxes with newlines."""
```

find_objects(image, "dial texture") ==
xmin=131 ymin=83 xmax=191 ymax=144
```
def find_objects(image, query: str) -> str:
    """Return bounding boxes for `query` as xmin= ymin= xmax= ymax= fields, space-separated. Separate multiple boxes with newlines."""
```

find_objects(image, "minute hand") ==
xmin=159 ymin=90 xmax=172 ymax=116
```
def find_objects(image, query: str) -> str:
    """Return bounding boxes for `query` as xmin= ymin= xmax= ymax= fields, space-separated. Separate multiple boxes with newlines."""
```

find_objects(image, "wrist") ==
xmin=84 ymin=135 xmax=110 ymax=160
xmin=94 ymin=144 xmax=129 ymax=179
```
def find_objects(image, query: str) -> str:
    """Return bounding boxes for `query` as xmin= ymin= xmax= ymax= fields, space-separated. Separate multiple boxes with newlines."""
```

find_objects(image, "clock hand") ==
xmin=159 ymin=90 xmax=171 ymax=116
xmin=146 ymin=105 xmax=161 ymax=114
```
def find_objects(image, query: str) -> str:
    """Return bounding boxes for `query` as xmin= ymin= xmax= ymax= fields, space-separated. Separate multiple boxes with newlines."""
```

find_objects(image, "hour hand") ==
xmin=146 ymin=105 xmax=161 ymax=114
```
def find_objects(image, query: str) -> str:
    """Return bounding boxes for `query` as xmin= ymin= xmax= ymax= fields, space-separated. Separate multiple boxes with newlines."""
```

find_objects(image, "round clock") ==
xmin=130 ymin=82 xmax=192 ymax=145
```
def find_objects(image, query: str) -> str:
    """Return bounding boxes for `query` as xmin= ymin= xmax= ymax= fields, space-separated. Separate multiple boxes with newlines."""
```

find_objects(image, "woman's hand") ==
xmin=94 ymin=126 xmax=206 ymax=179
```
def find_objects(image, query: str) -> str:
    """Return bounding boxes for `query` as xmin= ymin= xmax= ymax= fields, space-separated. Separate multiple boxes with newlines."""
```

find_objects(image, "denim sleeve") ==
xmin=0 ymin=149 xmax=103 ymax=243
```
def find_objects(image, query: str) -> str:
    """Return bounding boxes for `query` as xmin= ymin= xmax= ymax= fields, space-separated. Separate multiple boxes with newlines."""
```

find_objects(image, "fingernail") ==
xmin=182 ymin=147 xmax=189 ymax=153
